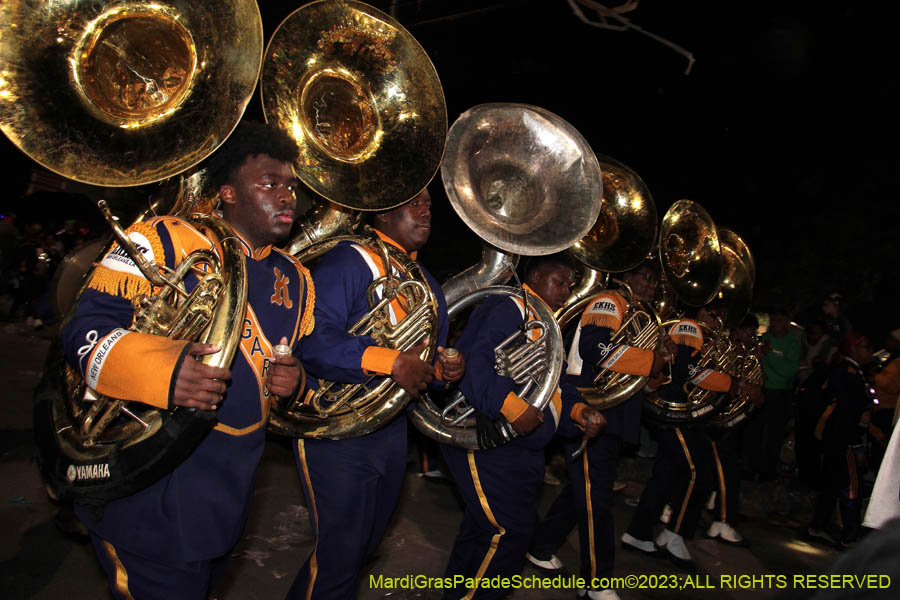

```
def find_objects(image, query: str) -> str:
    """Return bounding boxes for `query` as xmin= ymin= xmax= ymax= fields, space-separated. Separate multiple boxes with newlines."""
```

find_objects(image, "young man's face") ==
xmin=622 ymin=266 xmax=658 ymax=303
xmin=375 ymin=190 xmax=432 ymax=253
xmin=528 ymin=265 xmax=575 ymax=312
xmin=221 ymin=154 xmax=298 ymax=248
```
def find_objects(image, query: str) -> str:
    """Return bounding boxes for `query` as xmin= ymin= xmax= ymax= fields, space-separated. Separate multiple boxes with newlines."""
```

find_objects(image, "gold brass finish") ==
xmin=569 ymin=156 xmax=658 ymax=273
xmin=283 ymin=200 xmax=360 ymax=256
xmin=643 ymin=318 xmax=728 ymax=422
xmin=441 ymin=103 xmax=602 ymax=256
xmin=711 ymin=244 xmax=753 ymax=329
xmin=269 ymin=232 xmax=438 ymax=439
xmin=0 ymin=0 xmax=263 ymax=186
xmin=719 ymin=227 xmax=755 ymax=285
xmin=704 ymin=338 xmax=763 ymax=429
xmin=261 ymin=0 xmax=447 ymax=210
xmin=56 ymin=207 xmax=247 ymax=460
xmin=659 ymin=200 xmax=723 ymax=307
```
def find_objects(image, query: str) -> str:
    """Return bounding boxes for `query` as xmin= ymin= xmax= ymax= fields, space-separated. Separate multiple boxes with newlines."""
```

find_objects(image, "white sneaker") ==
xmin=655 ymin=527 xmax=676 ymax=548
xmin=706 ymin=490 xmax=717 ymax=511
xmin=665 ymin=533 xmax=691 ymax=560
xmin=589 ymin=591 xmax=621 ymax=600
xmin=525 ymin=552 xmax=564 ymax=571
xmin=660 ymin=504 xmax=672 ymax=524
xmin=707 ymin=520 xmax=745 ymax=544
xmin=621 ymin=532 xmax=659 ymax=554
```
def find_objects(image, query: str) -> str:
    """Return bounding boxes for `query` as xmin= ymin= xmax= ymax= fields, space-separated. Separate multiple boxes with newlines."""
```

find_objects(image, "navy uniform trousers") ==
xmin=440 ymin=442 xmax=545 ymax=600
xmin=287 ymin=416 xmax=407 ymax=599
xmin=626 ymin=426 xmax=712 ymax=542
xmin=530 ymin=434 xmax=621 ymax=581
xmin=708 ymin=429 xmax=742 ymax=525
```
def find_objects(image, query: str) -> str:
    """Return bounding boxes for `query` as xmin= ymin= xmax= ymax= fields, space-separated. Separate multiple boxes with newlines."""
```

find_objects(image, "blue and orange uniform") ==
xmin=440 ymin=286 xmax=587 ymax=600
xmin=531 ymin=290 xmax=655 ymax=582
xmin=287 ymin=230 xmax=449 ymax=600
xmin=62 ymin=217 xmax=314 ymax=599
xmin=625 ymin=317 xmax=732 ymax=545
xmin=810 ymin=357 xmax=873 ymax=543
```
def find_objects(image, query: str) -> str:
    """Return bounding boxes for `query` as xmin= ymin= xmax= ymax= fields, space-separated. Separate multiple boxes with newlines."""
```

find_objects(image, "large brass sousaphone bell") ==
xmin=0 ymin=0 xmax=263 ymax=186
xmin=556 ymin=157 xmax=661 ymax=411
xmin=5 ymin=0 xmax=264 ymax=501
xmin=263 ymin=0 xmax=447 ymax=440
xmin=710 ymin=227 xmax=755 ymax=329
xmin=410 ymin=103 xmax=603 ymax=449
xmin=659 ymin=200 xmax=724 ymax=307
xmin=261 ymin=0 xmax=447 ymax=211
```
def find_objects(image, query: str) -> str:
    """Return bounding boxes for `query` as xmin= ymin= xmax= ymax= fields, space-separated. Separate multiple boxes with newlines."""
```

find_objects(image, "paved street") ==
xmin=1 ymin=321 xmax=892 ymax=599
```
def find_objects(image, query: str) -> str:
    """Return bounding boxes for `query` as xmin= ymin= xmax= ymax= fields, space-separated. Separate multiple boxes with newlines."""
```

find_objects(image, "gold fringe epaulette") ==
xmin=87 ymin=265 xmax=154 ymax=300
xmin=299 ymin=264 xmax=316 ymax=337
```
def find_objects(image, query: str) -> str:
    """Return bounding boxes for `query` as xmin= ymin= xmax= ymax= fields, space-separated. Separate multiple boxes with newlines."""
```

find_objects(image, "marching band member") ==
xmin=808 ymin=331 xmax=874 ymax=546
xmin=704 ymin=315 xmax=763 ymax=546
xmin=61 ymin=122 xmax=313 ymax=600
xmin=440 ymin=255 xmax=604 ymax=600
xmin=287 ymin=189 xmax=464 ymax=599
xmin=528 ymin=261 xmax=671 ymax=600
xmin=621 ymin=306 xmax=747 ymax=570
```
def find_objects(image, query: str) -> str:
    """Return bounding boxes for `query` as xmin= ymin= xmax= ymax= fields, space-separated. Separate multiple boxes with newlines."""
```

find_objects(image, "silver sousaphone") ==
xmin=409 ymin=103 xmax=603 ymax=449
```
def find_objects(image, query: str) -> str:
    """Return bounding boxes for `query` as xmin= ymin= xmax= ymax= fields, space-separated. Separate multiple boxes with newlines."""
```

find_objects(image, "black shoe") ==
xmin=807 ymin=527 xmax=837 ymax=546
xmin=664 ymin=547 xmax=697 ymax=572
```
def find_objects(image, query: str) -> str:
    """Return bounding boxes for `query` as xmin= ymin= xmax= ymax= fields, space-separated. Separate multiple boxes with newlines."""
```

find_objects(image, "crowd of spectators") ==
xmin=0 ymin=211 xmax=97 ymax=328
xmin=739 ymin=293 xmax=899 ymax=546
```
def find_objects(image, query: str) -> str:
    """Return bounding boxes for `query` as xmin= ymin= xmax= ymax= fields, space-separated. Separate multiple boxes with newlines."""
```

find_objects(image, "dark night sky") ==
xmin=2 ymin=0 xmax=897 ymax=335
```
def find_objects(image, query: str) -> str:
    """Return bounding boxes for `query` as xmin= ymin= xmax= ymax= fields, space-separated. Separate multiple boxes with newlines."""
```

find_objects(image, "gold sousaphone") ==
xmin=704 ymin=227 xmax=762 ymax=428
xmin=645 ymin=201 xmax=734 ymax=423
xmin=2 ymin=0 xmax=264 ymax=500
xmin=658 ymin=199 xmax=724 ymax=307
xmin=410 ymin=103 xmax=603 ymax=449
xmin=261 ymin=0 xmax=448 ymax=439
xmin=556 ymin=156 xmax=661 ymax=411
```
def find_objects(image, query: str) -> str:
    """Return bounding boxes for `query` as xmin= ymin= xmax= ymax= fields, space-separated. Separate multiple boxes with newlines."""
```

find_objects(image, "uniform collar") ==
xmin=373 ymin=229 xmax=417 ymax=260
xmin=232 ymin=229 xmax=273 ymax=260
xmin=522 ymin=284 xmax=550 ymax=308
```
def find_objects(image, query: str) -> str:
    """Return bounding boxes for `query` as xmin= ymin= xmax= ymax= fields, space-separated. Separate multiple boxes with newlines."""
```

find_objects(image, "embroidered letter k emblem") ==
xmin=271 ymin=267 xmax=293 ymax=308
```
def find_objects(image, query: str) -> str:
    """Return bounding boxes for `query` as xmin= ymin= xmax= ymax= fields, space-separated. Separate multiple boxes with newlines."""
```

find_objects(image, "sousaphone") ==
xmin=658 ymin=199 xmax=724 ymax=307
xmin=644 ymin=200 xmax=728 ymax=422
xmin=410 ymin=103 xmax=603 ymax=449
xmin=704 ymin=228 xmax=762 ymax=429
xmin=261 ymin=0 xmax=448 ymax=439
xmin=557 ymin=156 xmax=661 ymax=411
xmin=3 ymin=0 xmax=264 ymax=501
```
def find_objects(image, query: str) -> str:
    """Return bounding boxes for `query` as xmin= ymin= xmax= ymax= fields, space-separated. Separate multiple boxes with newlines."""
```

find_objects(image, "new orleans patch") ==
xmin=99 ymin=231 xmax=155 ymax=277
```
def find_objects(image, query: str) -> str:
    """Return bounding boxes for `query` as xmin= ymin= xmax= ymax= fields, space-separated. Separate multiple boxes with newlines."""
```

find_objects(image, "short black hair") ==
xmin=204 ymin=121 xmax=299 ymax=189
xmin=522 ymin=253 xmax=575 ymax=280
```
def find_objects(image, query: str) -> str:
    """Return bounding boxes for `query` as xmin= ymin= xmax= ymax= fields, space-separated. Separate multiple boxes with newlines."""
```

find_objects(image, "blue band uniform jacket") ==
xmin=286 ymin=230 xmax=449 ymax=600
xmin=62 ymin=216 xmax=314 ymax=562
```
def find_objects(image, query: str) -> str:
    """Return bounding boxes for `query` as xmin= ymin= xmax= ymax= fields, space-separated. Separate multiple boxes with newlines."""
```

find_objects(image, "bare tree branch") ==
xmin=567 ymin=0 xmax=695 ymax=74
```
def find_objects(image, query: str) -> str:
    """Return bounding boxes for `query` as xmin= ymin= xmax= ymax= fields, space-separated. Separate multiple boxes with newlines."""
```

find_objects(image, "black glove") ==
xmin=476 ymin=412 xmax=508 ymax=450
